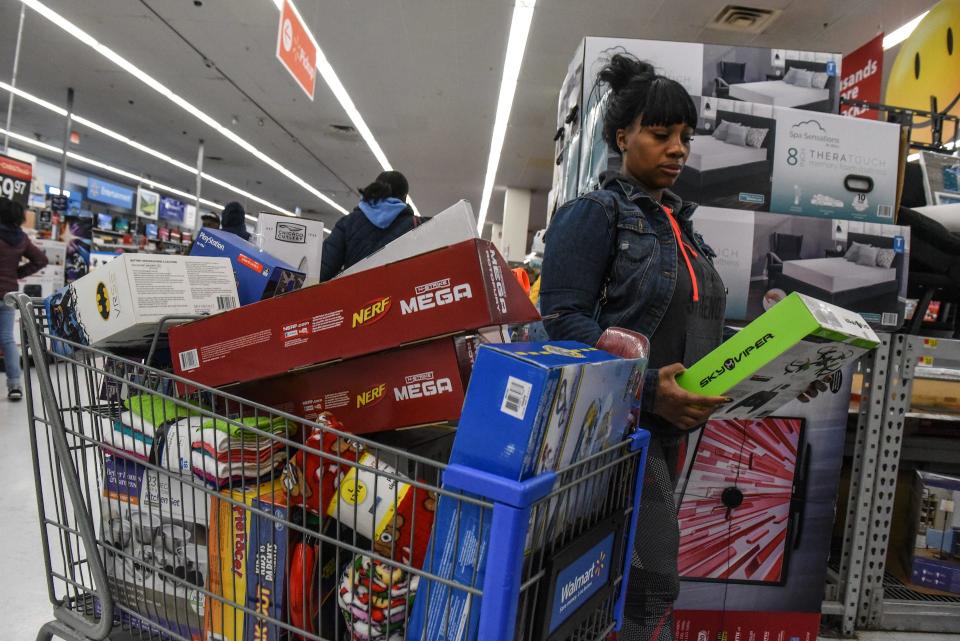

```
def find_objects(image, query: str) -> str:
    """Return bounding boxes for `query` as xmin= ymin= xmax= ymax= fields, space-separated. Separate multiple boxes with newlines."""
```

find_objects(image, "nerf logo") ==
xmin=394 ymin=377 xmax=453 ymax=401
xmin=198 ymin=230 xmax=225 ymax=251
xmin=357 ymin=383 xmax=386 ymax=408
xmin=400 ymin=282 xmax=472 ymax=315
xmin=275 ymin=221 xmax=306 ymax=243
xmin=353 ymin=297 xmax=391 ymax=327
xmin=699 ymin=333 xmax=774 ymax=388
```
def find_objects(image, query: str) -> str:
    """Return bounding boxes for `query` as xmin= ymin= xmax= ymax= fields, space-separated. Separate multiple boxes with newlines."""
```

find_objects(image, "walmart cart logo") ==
xmin=560 ymin=550 xmax=606 ymax=604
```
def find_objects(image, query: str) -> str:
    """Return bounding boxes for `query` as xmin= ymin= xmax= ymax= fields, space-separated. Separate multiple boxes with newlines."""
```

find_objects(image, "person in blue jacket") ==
xmin=319 ymin=171 xmax=417 ymax=281
xmin=540 ymin=54 xmax=728 ymax=641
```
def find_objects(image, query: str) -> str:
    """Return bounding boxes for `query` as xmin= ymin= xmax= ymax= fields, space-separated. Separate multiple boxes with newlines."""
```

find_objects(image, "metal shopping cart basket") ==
xmin=7 ymin=291 xmax=650 ymax=641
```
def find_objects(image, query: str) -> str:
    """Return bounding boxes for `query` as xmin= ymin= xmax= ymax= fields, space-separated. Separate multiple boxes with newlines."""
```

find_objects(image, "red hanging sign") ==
xmin=840 ymin=33 xmax=884 ymax=119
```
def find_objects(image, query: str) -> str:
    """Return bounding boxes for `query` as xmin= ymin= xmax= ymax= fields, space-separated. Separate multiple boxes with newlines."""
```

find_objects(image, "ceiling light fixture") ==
xmin=883 ymin=10 xmax=929 ymax=50
xmin=476 ymin=0 xmax=537 ymax=234
xmin=0 ymin=126 xmax=223 ymax=210
xmin=0 ymin=81 xmax=296 ymax=216
xmin=266 ymin=0 xmax=420 ymax=215
xmin=19 ymin=0 xmax=348 ymax=215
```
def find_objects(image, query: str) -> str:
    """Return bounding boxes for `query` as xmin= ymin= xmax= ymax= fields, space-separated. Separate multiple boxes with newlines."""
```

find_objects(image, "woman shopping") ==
xmin=0 ymin=197 xmax=49 ymax=401
xmin=539 ymin=54 xmax=728 ymax=640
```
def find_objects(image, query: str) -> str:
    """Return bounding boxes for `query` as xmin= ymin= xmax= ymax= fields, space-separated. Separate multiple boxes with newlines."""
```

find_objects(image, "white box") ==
xmin=337 ymin=200 xmax=477 ymax=277
xmin=256 ymin=214 xmax=325 ymax=285
xmin=45 ymin=254 xmax=239 ymax=348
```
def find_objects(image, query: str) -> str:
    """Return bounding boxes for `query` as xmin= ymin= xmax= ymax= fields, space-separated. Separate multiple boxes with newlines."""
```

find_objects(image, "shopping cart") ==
xmin=7 ymin=291 xmax=650 ymax=641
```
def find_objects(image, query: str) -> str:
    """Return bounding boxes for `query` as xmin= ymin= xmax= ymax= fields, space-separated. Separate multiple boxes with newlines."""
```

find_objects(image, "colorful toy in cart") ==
xmin=339 ymin=554 xmax=419 ymax=641
xmin=45 ymin=284 xmax=89 ymax=349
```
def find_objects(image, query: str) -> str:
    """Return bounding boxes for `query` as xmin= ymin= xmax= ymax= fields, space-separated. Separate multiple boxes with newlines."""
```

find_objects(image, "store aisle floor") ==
xmin=1 ymin=371 xmax=959 ymax=640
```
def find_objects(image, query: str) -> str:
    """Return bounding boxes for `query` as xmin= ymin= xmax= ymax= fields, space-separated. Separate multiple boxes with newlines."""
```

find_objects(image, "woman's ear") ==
xmin=616 ymin=129 xmax=627 ymax=153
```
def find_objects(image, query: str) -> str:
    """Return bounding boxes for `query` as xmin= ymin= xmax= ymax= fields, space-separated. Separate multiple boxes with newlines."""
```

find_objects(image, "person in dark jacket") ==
xmin=319 ymin=171 xmax=416 ymax=281
xmin=0 ymin=197 xmax=49 ymax=401
xmin=540 ymin=54 xmax=728 ymax=641
xmin=220 ymin=201 xmax=250 ymax=240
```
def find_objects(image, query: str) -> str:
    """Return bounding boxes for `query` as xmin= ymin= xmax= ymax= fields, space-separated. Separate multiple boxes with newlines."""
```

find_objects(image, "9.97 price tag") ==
xmin=0 ymin=153 xmax=33 ymax=208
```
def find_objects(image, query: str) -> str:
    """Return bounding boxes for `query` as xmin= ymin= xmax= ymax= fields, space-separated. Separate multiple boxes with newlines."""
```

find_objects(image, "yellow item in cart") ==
xmin=204 ymin=479 xmax=286 ymax=641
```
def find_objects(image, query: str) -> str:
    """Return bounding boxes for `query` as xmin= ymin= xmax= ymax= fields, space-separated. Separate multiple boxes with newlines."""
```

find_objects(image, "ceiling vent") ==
xmin=707 ymin=5 xmax=781 ymax=34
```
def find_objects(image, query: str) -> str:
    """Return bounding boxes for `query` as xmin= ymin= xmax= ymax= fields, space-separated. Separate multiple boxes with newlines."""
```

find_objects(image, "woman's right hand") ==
xmin=653 ymin=362 xmax=730 ymax=430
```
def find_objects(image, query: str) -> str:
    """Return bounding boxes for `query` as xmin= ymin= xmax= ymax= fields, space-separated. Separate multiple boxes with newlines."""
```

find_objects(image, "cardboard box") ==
xmin=408 ymin=342 xmax=647 ymax=641
xmin=190 ymin=227 xmax=305 ymax=306
xmin=205 ymin=480 xmax=288 ymax=641
xmin=554 ymin=37 xmax=843 ymax=206
xmin=99 ymin=456 xmax=211 ymax=640
xmin=233 ymin=335 xmax=478 ymax=435
xmin=169 ymin=239 xmax=539 ymax=389
xmin=672 ymin=98 xmax=903 ymax=222
xmin=45 ymin=254 xmax=239 ymax=348
xmin=256 ymin=213 xmax=324 ymax=285
xmin=338 ymin=200 xmax=477 ymax=278
xmin=693 ymin=206 xmax=910 ymax=330
xmin=678 ymin=292 xmax=879 ymax=419
xmin=904 ymin=471 xmax=960 ymax=595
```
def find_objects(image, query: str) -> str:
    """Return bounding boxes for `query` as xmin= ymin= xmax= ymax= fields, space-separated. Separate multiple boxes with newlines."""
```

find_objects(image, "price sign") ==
xmin=50 ymin=195 xmax=68 ymax=214
xmin=0 ymin=153 xmax=33 ymax=207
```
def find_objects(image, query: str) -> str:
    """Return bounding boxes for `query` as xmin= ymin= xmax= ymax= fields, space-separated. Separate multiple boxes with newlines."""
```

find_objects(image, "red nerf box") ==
xmin=169 ymin=239 xmax=538 ymax=389
xmin=231 ymin=335 xmax=478 ymax=435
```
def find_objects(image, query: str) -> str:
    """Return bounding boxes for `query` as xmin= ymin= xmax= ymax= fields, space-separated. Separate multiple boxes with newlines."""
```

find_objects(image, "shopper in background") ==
xmin=219 ymin=201 xmax=250 ymax=240
xmin=200 ymin=212 xmax=220 ymax=229
xmin=0 ymin=197 xmax=49 ymax=401
xmin=539 ymin=54 xmax=727 ymax=641
xmin=319 ymin=170 xmax=417 ymax=281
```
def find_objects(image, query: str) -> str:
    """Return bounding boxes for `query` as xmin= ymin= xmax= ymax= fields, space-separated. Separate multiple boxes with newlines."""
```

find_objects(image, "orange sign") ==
xmin=275 ymin=0 xmax=317 ymax=100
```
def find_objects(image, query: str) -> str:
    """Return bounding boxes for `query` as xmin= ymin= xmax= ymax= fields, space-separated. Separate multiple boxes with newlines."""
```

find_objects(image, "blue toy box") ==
xmin=409 ymin=342 xmax=647 ymax=641
xmin=190 ymin=227 xmax=305 ymax=306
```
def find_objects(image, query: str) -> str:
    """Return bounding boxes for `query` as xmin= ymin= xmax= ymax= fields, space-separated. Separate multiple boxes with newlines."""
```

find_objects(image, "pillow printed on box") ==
xmin=844 ymin=241 xmax=868 ymax=262
xmin=876 ymin=248 xmax=896 ymax=269
xmin=783 ymin=67 xmax=801 ymax=85
xmin=856 ymin=245 xmax=880 ymax=267
xmin=746 ymin=127 xmax=769 ymax=148
xmin=712 ymin=120 xmax=731 ymax=141
xmin=794 ymin=69 xmax=816 ymax=88
xmin=725 ymin=123 xmax=749 ymax=147
xmin=812 ymin=72 xmax=829 ymax=89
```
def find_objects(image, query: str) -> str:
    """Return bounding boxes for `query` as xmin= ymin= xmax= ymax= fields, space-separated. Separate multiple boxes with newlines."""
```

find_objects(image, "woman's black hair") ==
xmin=360 ymin=170 xmax=409 ymax=204
xmin=0 ymin=196 xmax=25 ymax=227
xmin=597 ymin=53 xmax=698 ymax=152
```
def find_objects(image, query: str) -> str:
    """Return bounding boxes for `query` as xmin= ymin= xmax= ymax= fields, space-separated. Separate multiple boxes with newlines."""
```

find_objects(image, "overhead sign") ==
xmin=87 ymin=177 xmax=135 ymax=209
xmin=276 ymin=0 xmax=317 ymax=100
xmin=0 ymin=153 xmax=33 ymax=207
xmin=158 ymin=196 xmax=185 ymax=224
xmin=840 ymin=33 xmax=884 ymax=119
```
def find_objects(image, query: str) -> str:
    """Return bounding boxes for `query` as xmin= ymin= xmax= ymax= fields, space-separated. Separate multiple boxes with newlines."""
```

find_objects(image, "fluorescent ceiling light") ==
xmin=20 ymin=0 xmax=348 ymax=215
xmin=883 ymin=10 xmax=929 ymax=49
xmin=0 ymin=126 xmax=223 ymax=210
xmin=48 ymin=187 xmax=70 ymax=196
xmin=0 ymin=81 xmax=296 ymax=216
xmin=476 ymin=0 xmax=537 ymax=233
xmin=267 ymin=0 xmax=419 ymax=214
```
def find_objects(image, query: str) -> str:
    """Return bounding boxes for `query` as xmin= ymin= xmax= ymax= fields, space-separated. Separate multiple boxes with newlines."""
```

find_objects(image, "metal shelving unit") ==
xmin=836 ymin=334 xmax=960 ymax=634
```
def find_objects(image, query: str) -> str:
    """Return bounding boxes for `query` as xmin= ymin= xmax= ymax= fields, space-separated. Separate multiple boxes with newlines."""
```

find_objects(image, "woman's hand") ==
xmin=653 ymin=362 xmax=730 ymax=430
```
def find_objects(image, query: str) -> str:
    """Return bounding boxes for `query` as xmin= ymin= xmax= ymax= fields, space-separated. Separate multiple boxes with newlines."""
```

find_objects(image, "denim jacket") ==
xmin=540 ymin=175 xmax=720 ymax=422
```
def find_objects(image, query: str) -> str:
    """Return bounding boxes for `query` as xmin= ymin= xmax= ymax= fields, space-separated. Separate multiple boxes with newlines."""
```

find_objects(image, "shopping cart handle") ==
xmin=441 ymin=464 xmax=556 ymax=508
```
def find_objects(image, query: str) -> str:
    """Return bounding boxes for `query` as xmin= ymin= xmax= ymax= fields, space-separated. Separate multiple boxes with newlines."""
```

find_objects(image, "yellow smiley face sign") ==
xmin=884 ymin=0 xmax=960 ymax=145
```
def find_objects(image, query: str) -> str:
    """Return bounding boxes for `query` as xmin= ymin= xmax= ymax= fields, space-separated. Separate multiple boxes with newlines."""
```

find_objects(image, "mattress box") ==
xmin=169 ymin=239 xmax=539 ymax=390
xmin=678 ymin=292 xmax=879 ymax=419
xmin=672 ymin=98 xmax=904 ymax=222
xmin=693 ymin=206 xmax=910 ymax=330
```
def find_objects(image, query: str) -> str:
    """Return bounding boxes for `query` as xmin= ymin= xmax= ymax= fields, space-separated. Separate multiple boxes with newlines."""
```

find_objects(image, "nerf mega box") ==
xmin=408 ymin=342 xmax=647 ymax=641
xmin=903 ymin=471 xmax=960 ymax=595
xmin=45 ymin=254 xmax=239 ymax=348
xmin=190 ymin=226 xmax=305 ymax=306
xmin=205 ymin=479 xmax=289 ymax=641
xmin=678 ymin=292 xmax=879 ymax=419
xmin=256 ymin=213 xmax=324 ymax=285
xmin=233 ymin=335 xmax=478 ymax=435
xmin=170 ymin=239 xmax=539 ymax=389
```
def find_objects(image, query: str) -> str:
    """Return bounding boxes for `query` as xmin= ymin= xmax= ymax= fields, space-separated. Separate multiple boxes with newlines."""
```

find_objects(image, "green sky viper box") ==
xmin=678 ymin=292 xmax=880 ymax=419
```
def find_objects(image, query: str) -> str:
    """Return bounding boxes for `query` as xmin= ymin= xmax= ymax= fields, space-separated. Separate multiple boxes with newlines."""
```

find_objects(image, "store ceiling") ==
xmin=0 ymin=0 xmax=938 ymax=236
